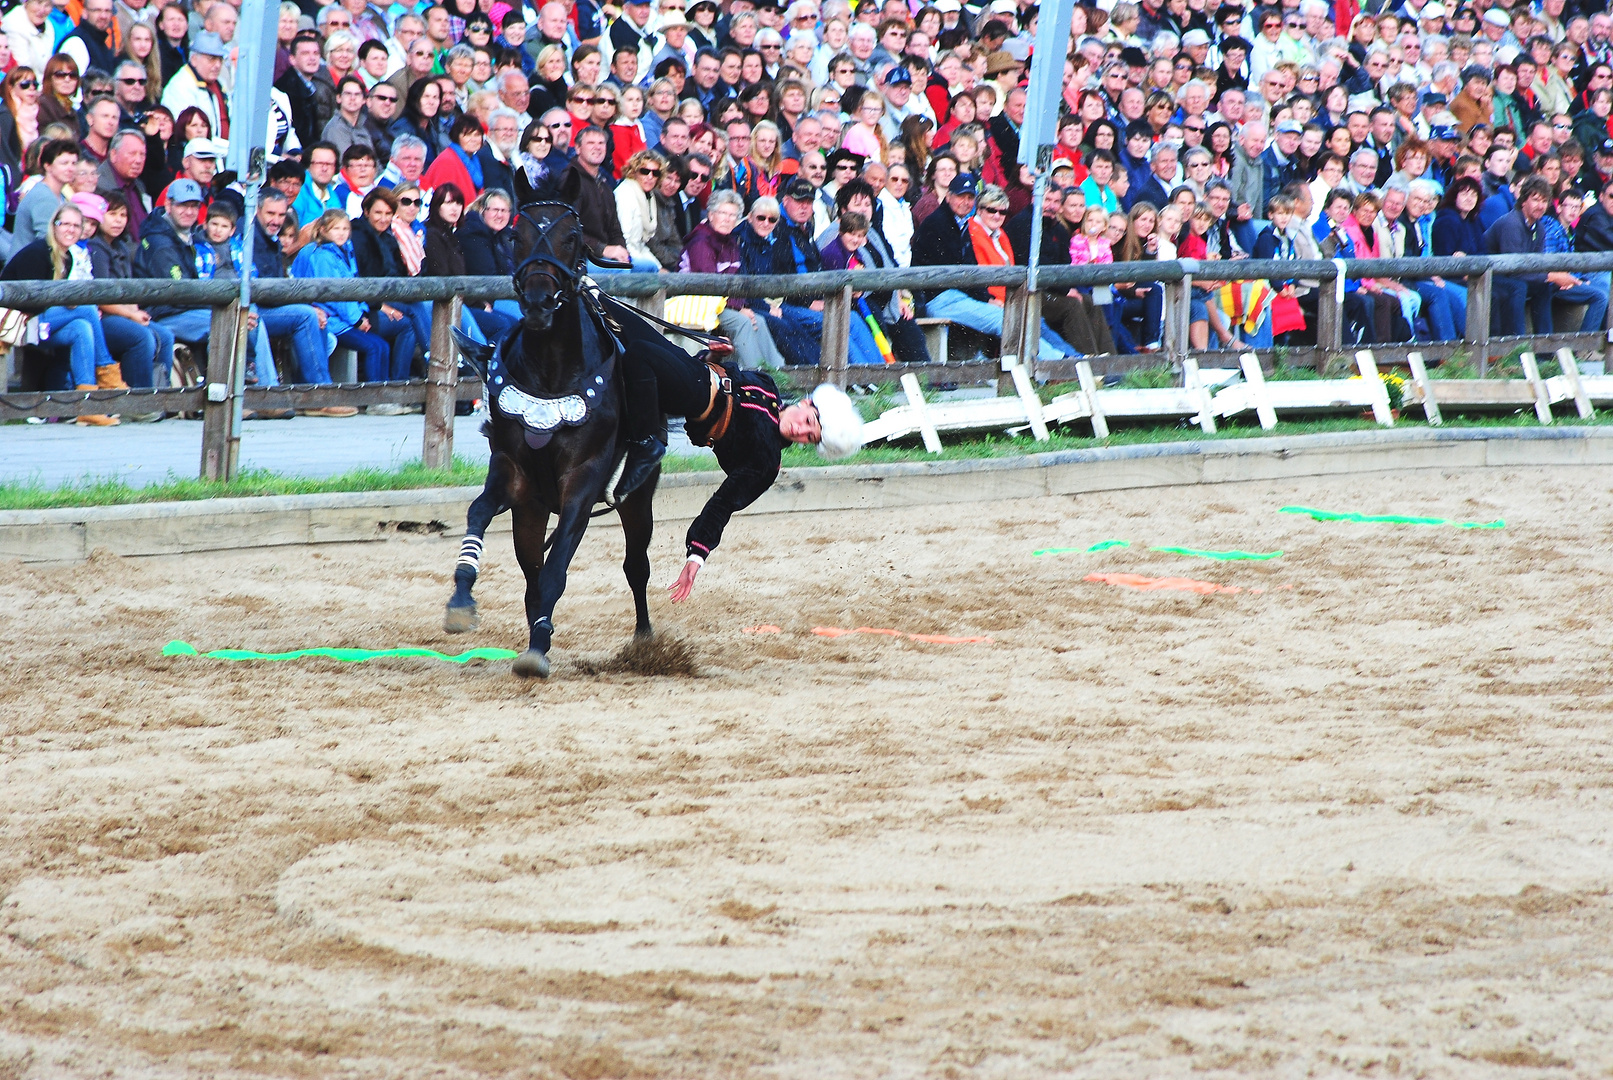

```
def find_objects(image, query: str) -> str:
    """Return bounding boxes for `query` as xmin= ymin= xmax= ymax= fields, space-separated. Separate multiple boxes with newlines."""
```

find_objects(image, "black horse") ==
xmin=445 ymin=203 xmax=658 ymax=679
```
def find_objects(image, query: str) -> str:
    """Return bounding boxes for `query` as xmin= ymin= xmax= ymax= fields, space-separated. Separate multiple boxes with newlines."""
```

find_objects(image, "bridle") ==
xmin=512 ymin=201 xmax=585 ymax=302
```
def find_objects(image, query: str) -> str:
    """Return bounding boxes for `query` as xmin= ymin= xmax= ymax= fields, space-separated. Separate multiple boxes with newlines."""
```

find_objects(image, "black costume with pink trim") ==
xmin=682 ymin=365 xmax=787 ymax=561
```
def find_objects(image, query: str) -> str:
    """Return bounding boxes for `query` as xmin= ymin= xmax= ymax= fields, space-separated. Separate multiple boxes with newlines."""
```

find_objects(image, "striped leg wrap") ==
xmin=456 ymin=536 xmax=484 ymax=572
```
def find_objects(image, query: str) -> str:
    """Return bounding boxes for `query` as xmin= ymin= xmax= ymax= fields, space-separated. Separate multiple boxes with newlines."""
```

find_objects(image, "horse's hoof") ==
xmin=444 ymin=602 xmax=479 ymax=634
xmin=512 ymin=649 xmax=551 ymax=679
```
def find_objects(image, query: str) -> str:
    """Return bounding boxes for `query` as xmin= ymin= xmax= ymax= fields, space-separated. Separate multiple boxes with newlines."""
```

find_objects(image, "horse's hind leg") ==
xmin=510 ymin=501 xmax=554 ymax=678
xmin=618 ymin=469 xmax=660 ymax=640
xmin=444 ymin=456 xmax=512 ymax=633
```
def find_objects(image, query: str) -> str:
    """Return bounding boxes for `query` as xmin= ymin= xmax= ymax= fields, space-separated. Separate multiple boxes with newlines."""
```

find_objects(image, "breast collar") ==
xmin=487 ymin=290 xmax=622 ymax=449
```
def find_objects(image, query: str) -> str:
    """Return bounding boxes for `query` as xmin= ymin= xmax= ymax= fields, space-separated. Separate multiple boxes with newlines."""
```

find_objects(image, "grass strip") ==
xmin=1149 ymin=546 xmax=1285 ymax=560
xmin=161 ymin=640 xmax=518 ymax=663
xmin=1280 ymin=506 xmax=1505 ymax=529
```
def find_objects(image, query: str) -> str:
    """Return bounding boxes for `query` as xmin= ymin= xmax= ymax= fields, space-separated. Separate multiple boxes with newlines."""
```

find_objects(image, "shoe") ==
xmin=243 ymin=409 xmax=295 ymax=420
xmin=614 ymin=437 xmax=666 ymax=500
xmin=75 ymin=381 xmax=118 ymax=426
xmin=367 ymin=403 xmax=410 ymax=416
xmin=129 ymin=411 xmax=166 ymax=423
xmin=300 ymin=406 xmax=359 ymax=417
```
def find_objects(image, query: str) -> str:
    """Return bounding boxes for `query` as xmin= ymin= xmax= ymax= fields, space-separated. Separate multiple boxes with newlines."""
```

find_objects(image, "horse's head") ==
xmin=512 ymin=203 xmax=584 ymax=332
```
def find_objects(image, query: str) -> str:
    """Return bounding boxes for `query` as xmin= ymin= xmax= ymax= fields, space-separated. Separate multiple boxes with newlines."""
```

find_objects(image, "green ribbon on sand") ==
xmin=1281 ymin=506 xmax=1505 ymax=529
xmin=1149 ymin=546 xmax=1284 ymax=561
xmin=162 ymin=640 xmax=519 ymax=663
xmin=1033 ymin=540 xmax=1131 ymax=556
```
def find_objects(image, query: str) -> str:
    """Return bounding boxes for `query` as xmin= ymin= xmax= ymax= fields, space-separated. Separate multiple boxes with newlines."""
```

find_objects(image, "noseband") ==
xmin=513 ymin=202 xmax=585 ymax=302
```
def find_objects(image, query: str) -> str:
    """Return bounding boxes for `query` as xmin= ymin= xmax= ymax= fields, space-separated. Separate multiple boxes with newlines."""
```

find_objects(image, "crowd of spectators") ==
xmin=3 ymin=0 xmax=1613 ymax=423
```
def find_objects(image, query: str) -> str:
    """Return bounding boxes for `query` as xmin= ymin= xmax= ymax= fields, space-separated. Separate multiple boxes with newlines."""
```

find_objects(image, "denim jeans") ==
xmin=1491 ymin=277 xmax=1555 ymax=335
xmin=1119 ymin=284 xmax=1164 ymax=347
xmin=468 ymin=305 xmax=518 ymax=346
xmin=588 ymin=256 xmax=662 ymax=274
xmin=335 ymin=327 xmax=389 ymax=382
xmin=366 ymin=307 xmax=418 ymax=381
xmin=39 ymin=305 xmax=113 ymax=385
xmin=1557 ymin=272 xmax=1610 ymax=333
xmin=256 ymin=303 xmax=329 ymax=384
xmin=101 ymin=314 xmax=158 ymax=388
xmin=1410 ymin=280 xmax=1465 ymax=341
xmin=925 ymin=289 xmax=1074 ymax=361
xmin=772 ymin=303 xmax=884 ymax=366
xmin=156 ymin=308 xmax=213 ymax=345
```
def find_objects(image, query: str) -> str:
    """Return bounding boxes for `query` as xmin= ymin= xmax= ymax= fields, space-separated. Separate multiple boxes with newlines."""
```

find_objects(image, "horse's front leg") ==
xmin=509 ymin=499 xmax=553 ymax=678
xmin=444 ymin=455 xmax=513 ymax=633
xmin=512 ymin=472 xmax=603 ymax=678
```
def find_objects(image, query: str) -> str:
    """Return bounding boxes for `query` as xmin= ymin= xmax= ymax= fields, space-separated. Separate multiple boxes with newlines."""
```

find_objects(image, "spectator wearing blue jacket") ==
xmin=292 ymin=209 xmax=416 ymax=384
xmin=240 ymin=190 xmax=342 ymax=403
xmin=1483 ymin=175 xmax=1554 ymax=335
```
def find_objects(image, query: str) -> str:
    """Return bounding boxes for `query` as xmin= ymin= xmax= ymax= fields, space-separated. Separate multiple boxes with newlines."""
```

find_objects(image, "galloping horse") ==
xmin=447 ymin=203 xmax=658 ymax=679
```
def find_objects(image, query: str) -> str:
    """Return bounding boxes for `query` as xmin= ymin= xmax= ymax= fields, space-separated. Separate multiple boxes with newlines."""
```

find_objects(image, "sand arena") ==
xmin=1 ymin=465 xmax=1610 ymax=1077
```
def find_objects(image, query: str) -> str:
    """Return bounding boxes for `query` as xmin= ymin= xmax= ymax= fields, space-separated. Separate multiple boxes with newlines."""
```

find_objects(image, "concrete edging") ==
xmin=4 ymin=425 xmax=1611 ymax=563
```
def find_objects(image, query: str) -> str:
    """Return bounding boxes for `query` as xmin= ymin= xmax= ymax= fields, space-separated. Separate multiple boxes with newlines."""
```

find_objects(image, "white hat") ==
xmin=1420 ymin=2 xmax=1446 ymax=18
xmin=1483 ymin=8 xmax=1510 ymax=27
xmin=989 ymin=0 xmax=1018 ymax=14
xmin=1181 ymin=28 xmax=1210 ymax=46
xmin=934 ymin=0 xmax=961 ymax=11
xmin=811 ymin=384 xmax=864 ymax=459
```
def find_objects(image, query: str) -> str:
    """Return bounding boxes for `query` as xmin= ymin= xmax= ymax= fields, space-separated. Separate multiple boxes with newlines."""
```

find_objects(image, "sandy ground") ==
xmin=2 ymin=466 xmax=1612 ymax=1079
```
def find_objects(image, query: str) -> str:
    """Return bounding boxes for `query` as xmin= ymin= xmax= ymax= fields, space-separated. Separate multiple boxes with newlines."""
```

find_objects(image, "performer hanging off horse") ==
xmin=445 ymin=201 xmax=864 ymax=677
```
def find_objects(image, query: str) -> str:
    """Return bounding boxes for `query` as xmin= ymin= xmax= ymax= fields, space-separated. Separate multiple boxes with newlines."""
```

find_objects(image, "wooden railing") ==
xmin=2 ymin=254 xmax=1611 ymax=480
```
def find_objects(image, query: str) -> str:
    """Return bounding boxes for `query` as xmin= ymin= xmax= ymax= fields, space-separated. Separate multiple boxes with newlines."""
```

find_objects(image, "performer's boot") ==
xmin=615 ymin=357 xmax=667 ymax=501
xmin=615 ymin=436 xmax=666 ymax=501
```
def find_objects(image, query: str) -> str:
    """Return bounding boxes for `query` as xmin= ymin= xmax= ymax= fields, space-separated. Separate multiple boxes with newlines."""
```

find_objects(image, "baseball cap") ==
xmin=782 ymin=176 xmax=815 ymax=200
xmin=988 ymin=0 xmax=1017 ymax=12
xmin=1275 ymin=118 xmax=1303 ymax=134
xmin=1483 ymin=8 xmax=1510 ymax=27
xmin=184 ymin=137 xmax=221 ymax=159
xmin=1420 ymin=2 xmax=1446 ymax=18
xmin=948 ymin=172 xmax=978 ymax=195
xmin=1419 ymin=90 xmax=1448 ymax=106
xmin=167 ymin=178 xmax=205 ymax=204
xmin=658 ymin=12 xmax=688 ymax=26
xmin=1597 ymin=138 xmax=1613 ymax=156
xmin=883 ymin=65 xmax=912 ymax=85
xmin=934 ymin=0 xmax=960 ymax=10
xmin=1427 ymin=124 xmax=1459 ymax=141
xmin=1181 ymin=28 xmax=1210 ymax=46
xmin=69 ymin=191 xmax=106 ymax=222
xmin=190 ymin=30 xmax=228 ymax=57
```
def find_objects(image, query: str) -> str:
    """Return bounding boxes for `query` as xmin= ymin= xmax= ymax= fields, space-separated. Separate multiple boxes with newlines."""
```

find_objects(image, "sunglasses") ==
xmin=397 ymin=196 xmax=421 ymax=205
xmin=760 ymin=42 xmax=781 ymax=48
xmin=978 ymin=207 xmax=1006 ymax=215
xmin=688 ymin=170 xmax=710 ymax=180
xmin=52 ymin=71 xmax=79 ymax=80
xmin=118 ymin=76 xmax=147 ymax=84
xmin=639 ymin=167 xmax=662 ymax=176
xmin=14 ymin=79 xmax=35 ymax=89
xmin=370 ymin=92 xmax=397 ymax=102
xmin=753 ymin=213 xmax=778 ymax=221
xmin=548 ymin=120 xmax=572 ymax=127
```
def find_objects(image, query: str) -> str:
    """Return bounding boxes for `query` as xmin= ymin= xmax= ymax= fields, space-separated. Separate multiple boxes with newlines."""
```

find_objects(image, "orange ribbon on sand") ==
xmin=1086 ymin=573 xmax=1258 ymax=595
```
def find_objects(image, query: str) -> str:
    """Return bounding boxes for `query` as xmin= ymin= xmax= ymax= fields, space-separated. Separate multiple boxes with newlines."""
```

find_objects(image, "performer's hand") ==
xmin=669 ymin=559 xmax=700 ymax=602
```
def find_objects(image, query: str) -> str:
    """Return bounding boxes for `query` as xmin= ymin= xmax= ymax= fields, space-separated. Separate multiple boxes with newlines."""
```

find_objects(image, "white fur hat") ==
xmin=811 ymin=384 xmax=864 ymax=460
